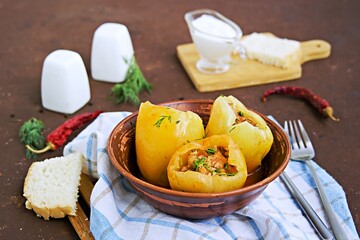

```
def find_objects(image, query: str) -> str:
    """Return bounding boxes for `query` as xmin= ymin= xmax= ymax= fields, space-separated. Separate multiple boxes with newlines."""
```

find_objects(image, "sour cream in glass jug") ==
xmin=185 ymin=9 xmax=243 ymax=74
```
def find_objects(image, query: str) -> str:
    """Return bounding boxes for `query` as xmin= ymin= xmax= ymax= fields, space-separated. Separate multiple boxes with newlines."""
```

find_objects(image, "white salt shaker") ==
xmin=91 ymin=23 xmax=134 ymax=83
xmin=41 ymin=49 xmax=91 ymax=114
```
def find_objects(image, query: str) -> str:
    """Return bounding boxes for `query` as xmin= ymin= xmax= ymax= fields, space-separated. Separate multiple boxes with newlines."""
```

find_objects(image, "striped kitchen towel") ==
xmin=64 ymin=112 xmax=359 ymax=240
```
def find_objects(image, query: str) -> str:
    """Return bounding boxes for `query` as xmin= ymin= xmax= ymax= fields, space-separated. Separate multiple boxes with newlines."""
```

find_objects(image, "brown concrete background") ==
xmin=0 ymin=0 xmax=359 ymax=238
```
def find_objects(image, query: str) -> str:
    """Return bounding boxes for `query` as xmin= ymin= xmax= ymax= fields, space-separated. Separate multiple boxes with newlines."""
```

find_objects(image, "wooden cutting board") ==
xmin=176 ymin=33 xmax=331 ymax=92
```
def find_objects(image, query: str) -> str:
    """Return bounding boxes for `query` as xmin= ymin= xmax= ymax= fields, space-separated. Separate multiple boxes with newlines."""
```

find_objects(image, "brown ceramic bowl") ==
xmin=107 ymin=99 xmax=290 ymax=219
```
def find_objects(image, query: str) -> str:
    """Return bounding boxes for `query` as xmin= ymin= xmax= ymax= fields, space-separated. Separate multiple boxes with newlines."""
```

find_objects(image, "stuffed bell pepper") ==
xmin=205 ymin=95 xmax=273 ymax=172
xmin=167 ymin=134 xmax=247 ymax=193
xmin=136 ymin=101 xmax=205 ymax=187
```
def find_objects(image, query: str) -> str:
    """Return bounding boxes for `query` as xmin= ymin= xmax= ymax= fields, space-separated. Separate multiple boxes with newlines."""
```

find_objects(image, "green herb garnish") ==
xmin=229 ymin=126 xmax=236 ymax=133
xmin=19 ymin=118 xmax=46 ymax=160
xmin=192 ymin=157 xmax=236 ymax=176
xmin=111 ymin=56 xmax=152 ymax=105
xmin=193 ymin=157 xmax=215 ymax=174
xmin=238 ymin=111 xmax=244 ymax=117
xmin=227 ymin=173 xmax=236 ymax=176
xmin=216 ymin=172 xmax=237 ymax=176
xmin=205 ymin=148 xmax=216 ymax=155
xmin=153 ymin=115 xmax=172 ymax=128
xmin=203 ymin=164 xmax=214 ymax=174
xmin=176 ymin=120 xmax=180 ymax=124
xmin=193 ymin=157 xmax=207 ymax=172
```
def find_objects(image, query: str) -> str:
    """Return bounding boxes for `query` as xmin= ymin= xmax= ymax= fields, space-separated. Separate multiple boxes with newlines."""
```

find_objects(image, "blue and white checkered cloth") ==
xmin=64 ymin=112 xmax=358 ymax=240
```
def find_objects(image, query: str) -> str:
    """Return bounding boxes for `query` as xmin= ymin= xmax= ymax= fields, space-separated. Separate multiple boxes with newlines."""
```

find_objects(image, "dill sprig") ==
xmin=205 ymin=148 xmax=216 ymax=155
xmin=229 ymin=126 xmax=236 ymax=133
xmin=193 ymin=157 xmax=207 ymax=172
xmin=19 ymin=118 xmax=46 ymax=160
xmin=193 ymin=157 xmax=236 ymax=176
xmin=153 ymin=115 xmax=172 ymax=128
xmin=111 ymin=56 xmax=152 ymax=105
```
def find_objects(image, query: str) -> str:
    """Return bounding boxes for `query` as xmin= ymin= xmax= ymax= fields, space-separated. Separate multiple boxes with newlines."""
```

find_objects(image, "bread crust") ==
xmin=25 ymin=201 xmax=75 ymax=220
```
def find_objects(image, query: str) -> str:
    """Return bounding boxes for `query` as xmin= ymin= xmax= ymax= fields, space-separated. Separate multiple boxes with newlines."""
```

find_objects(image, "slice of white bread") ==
xmin=23 ymin=152 xmax=83 ymax=220
xmin=241 ymin=32 xmax=301 ymax=68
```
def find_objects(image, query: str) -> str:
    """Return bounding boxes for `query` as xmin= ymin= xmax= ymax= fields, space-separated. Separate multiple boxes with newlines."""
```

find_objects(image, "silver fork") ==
xmin=285 ymin=120 xmax=350 ymax=240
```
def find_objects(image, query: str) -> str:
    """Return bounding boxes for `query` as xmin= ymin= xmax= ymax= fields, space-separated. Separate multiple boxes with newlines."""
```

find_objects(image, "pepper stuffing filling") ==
xmin=181 ymin=146 xmax=238 ymax=176
xmin=228 ymin=102 xmax=256 ymax=126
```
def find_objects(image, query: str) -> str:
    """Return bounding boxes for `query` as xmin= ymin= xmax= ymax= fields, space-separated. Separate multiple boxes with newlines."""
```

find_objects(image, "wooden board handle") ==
xmin=79 ymin=173 xmax=94 ymax=207
xmin=300 ymin=40 xmax=331 ymax=64
xmin=68 ymin=173 xmax=95 ymax=240
xmin=68 ymin=202 xmax=94 ymax=240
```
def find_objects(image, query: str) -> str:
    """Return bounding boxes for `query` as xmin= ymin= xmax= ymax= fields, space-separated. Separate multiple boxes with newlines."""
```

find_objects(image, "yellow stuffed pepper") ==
xmin=136 ymin=101 xmax=205 ymax=187
xmin=205 ymin=95 xmax=273 ymax=173
xmin=167 ymin=134 xmax=247 ymax=193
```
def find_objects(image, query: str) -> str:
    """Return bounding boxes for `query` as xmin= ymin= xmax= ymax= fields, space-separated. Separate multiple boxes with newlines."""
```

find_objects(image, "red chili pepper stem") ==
xmin=26 ymin=142 xmax=55 ymax=154
xmin=323 ymin=107 xmax=339 ymax=121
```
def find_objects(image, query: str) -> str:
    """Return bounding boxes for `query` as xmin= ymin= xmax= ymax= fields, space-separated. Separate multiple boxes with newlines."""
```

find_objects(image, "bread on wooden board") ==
xmin=23 ymin=152 xmax=83 ymax=220
xmin=241 ymin=32 xmax=301 ymax=68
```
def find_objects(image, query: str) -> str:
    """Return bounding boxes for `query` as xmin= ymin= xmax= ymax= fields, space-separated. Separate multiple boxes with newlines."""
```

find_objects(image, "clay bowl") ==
xmin=108 ymin=99 xmax=290 ymax=219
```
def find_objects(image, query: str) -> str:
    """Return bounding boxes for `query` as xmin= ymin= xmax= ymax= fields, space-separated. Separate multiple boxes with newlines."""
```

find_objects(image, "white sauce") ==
xmin=192 ymin=14 xmax=237 ymax=38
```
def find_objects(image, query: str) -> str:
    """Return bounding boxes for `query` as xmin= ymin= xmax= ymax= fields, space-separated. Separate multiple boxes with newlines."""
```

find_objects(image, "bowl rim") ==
xmin=107 ymin=99 xmax=291 ymax=199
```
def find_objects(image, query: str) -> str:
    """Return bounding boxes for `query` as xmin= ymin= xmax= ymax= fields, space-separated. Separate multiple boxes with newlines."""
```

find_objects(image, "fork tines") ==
xmin=284 ymin=120 xmax=313 ymax=150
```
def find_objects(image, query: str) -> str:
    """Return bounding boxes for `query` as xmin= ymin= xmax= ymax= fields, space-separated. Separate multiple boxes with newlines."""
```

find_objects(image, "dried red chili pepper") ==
xmin=26 ymin=110 xmax=103 ymax=154
xmin=262 ymin=86 xmax=339 ymax=121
